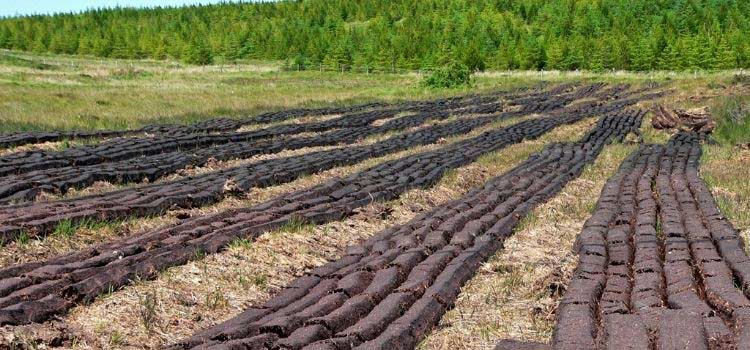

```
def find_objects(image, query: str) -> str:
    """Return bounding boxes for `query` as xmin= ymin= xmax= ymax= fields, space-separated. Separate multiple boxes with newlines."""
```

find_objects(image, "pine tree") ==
xmin=520 ymin=37 xmax=543 ymax=70
xmin=152 ymin=38 xmax=168 ymax=60
xmin=462 ymin=43 xmax=485 ymax=72
xmin=563 ymin=37 xmax=586 ymax=70
xmin=545 ymin=40 xmax=565 ymax=70
xmin=30 ymin=35 xmax=47 ymax=53
xmin=629 ymin=39 xmax=654 ymax=71
xmin=92 ymin=36 xmax=112 ymax=57
xmin=0 ymin=26 xmax=9 ymax=48
xmin=352 ymin=52 xmax=371 ymax=72
xmin=657 ymin=42 xmax=681 ymax=71
xmin=697 ymin=36 xmax=716 ymax=70
xmin=0 ymin=0 xmax=747 ymax=72
xmin=110 ymin=35 xmax=132 ymax=59
xmin=589 ymin=44 xmax=605 ymax=72
xmin=435 ymin=43 xmax=455 ymax=67
xmin=681 ymin=37 xmax=701 ymax=71
xmin=322 ymin=41 xmax=351 ymax=71
xmin=714 ymin=39 xmax=736 ymax=70
xmin=223 ymin=34 xmax=243 ymax=62
xmin=374 ymin=47 xmax=393 ymax=72
xmin=78 ymin=35 xmax=93 ymax=55
xmin=182 ymin=40 xmax=213 ymax=65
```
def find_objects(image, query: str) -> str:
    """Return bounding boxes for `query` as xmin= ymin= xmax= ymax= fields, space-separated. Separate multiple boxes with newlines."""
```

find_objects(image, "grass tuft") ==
xmin=108 ymin=330 xmax=124 ymax=346
xmin=193 ymin=248 xmax=206 ymax=261
xmin=712 ymin=95 xmax=750 ymax=146
xmin=16 ymin=231 xmax=31 ymax=246
xmin=277 ymin=218 xmax=314 ymax=235
xmin=205 ymin=289 xmax=229 ymax=310
xmin=52 ymin=218 xmax=120 ymax=239
xmin=138 ymin=290 xmax=159 ymax=334
xmin=53 ymin=219 xmax=76 ymax=238
xmin=229 ymin=238 xmax=253 ymax=250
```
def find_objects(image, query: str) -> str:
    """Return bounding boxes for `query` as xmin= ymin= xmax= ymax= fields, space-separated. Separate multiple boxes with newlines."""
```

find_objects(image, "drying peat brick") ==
xmin=167 ymin=104 xmax=647 ymax=349
xmin=553 ymin=131 xmax=750 ymax=348
xmin=494 ymin=339 xmax=550 ymax=350
xmin=0 ymin=84 xmax=660 ymax=241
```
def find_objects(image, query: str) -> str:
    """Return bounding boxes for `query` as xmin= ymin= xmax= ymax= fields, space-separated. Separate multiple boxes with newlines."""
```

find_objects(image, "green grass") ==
xmin=15 ymin=231 xmax=31 ymax=245
xmin=0 ymin=50 xmax=741 ymax=134
xmin=0 ymin=51 xmax=472 ymax=133
xmin=52 ymin=219 xmax=76 ymax=238
xmin=276 ymin=218 xmax=315 ymax=235
xmin=0 ymin=52 xmax=57 ymax=70
xmin=712 ymin=95 xmax=750 ymax=146
xmin=229 ymin=238 xmax=254 ymax=250
xmin=52 ymin=218 xmax=120 ymax=239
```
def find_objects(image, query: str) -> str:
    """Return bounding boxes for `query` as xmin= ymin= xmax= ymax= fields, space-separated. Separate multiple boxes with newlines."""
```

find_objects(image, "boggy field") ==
xmin=0 ymin=56 xmax=749 ymax=350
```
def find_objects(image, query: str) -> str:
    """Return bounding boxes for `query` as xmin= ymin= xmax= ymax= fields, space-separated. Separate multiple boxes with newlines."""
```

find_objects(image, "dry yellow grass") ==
xmin=701 ymin=146 xmax=750 ymax=249
xmin=233 ymin=112 xmax=346 ymax=133
xmin=0 ymin=140 xmax=65 ymax=156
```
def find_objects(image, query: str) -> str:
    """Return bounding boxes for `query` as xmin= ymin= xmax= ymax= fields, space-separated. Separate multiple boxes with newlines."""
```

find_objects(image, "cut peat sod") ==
xmin=0 ymin=85 xmax=662 ymax=328
xmin=0 ymin=83 xmax=637 ymax=241
xmin=551 ymin=131 xmax=750 ymax=349
xmin=167 ymin=105 xmax=645 ymax=349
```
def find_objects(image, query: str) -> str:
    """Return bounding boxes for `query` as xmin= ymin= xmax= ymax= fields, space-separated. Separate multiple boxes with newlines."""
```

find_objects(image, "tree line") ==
xmin=0 ymin=0 xmax=748 ymax=71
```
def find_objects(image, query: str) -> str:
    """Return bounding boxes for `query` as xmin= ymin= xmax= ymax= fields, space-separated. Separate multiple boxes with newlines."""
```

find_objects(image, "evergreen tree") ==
xmin=0 ymin=0 xmax=746 ymax=70
xmin=545 ymin=39 xmax=565 ymax=70
xmin=182 ymin=40 xmax=212 ymax=65
xmin=462 ymin=43 xmax=486 ymax=72
xmin=563 ymin=38 xmax=586 ymax=70
xmin=222 ymin=34 xmax=243 ymax=62
xmin=374 ymin=47 xmax=394 ymax=72
xmin=658 ymin=42 xmax=681 ymax=71
xmin=682 ymin=37 xmax=702 ymax=71
xmin=0 ymin=27 xmax=9 ymax=48
xmin=697 ymin=35 xmax=716 ymax=70
xmin=629 ymin=39 xmax=654 ymax=71
xmin=110 ymin=35 xmax=132 ymax=59
xmin=589 ymin=44 xmax=605 ymax=72
xmin=523 ymin=37 xmax=544 ymax=70
xmin=30 ymin=35 xmax=46 ymax=53
xmin=715 ymin=39 xmax=736 ymax=70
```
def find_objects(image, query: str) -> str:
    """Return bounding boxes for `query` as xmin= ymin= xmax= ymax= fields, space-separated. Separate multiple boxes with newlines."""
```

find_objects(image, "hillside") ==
xmin=0 ymin=0 xmax=749 ymax=70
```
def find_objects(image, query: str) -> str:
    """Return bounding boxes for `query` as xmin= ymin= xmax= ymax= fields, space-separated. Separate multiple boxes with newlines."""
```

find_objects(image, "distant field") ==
xmin=0 ymin=50 xmax=745 ymax=133
xmin=0 ymin=51 xmax=449 ymax=132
